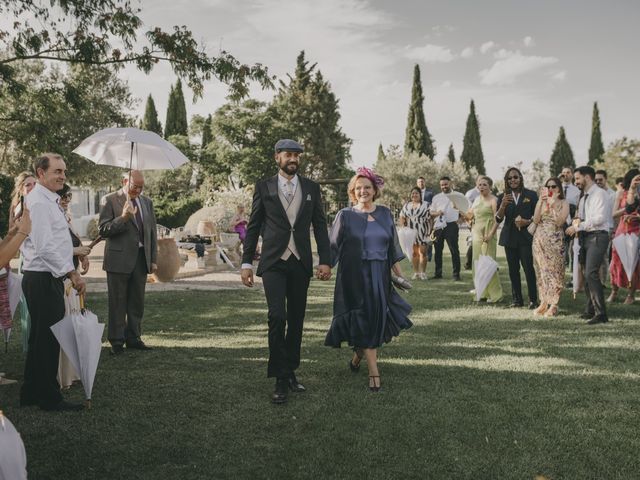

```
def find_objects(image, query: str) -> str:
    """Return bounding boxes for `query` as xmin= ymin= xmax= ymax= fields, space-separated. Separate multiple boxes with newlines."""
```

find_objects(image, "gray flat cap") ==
xmin=274 ymin=139 xmax=304 ymax=153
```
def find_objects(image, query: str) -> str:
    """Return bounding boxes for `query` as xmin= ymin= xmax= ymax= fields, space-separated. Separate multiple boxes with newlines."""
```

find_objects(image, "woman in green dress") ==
xmin=466 ymin=176 xmax=503 ymax=303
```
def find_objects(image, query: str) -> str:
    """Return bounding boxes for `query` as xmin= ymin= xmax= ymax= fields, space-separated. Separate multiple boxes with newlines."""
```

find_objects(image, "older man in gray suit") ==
xmin=99 ymin=170 xmax=157 ymax=354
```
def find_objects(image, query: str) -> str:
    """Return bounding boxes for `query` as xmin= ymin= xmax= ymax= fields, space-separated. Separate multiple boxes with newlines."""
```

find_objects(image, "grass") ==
xmin=2 ymin=246 xmax=640 ymax=480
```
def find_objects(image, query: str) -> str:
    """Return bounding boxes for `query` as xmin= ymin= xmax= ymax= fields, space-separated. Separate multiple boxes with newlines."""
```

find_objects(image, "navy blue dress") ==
xmin=324 ymin=206 xmax=412 ymax=349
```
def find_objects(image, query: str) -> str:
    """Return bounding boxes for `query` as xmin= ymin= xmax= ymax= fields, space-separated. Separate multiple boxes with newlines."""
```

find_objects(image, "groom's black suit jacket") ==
xmin=242 ymin=175 xmax=331 ymax=277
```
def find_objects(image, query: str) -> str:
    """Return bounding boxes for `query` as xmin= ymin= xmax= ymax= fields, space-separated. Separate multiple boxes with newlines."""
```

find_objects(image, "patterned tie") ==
xmin=134 ymin=198 xmax=144 ymax=245
xmin=285 ymin=181 xmax=294 ymax=204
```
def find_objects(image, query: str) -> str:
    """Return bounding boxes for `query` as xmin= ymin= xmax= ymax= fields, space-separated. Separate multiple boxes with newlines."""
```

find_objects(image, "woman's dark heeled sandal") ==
xmin=349 ymin=359 xmax=360 ymax=372
xmin=349 ymin=349 xmax=363 ymax=373
xmin=368 ymin=375 xmax=381 ymax=392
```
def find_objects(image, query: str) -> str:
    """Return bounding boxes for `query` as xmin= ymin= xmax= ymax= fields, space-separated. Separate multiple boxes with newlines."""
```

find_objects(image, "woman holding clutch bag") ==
xmin=531 ymin=177 xmax=569 ymax=316
xmin=324 ymin=167 xmax=412 ymax=392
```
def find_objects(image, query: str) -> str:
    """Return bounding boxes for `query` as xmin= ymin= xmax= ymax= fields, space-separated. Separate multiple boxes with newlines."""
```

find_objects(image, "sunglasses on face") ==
xmin=508 ymin=176 xmax=520 ymax=180
xmin=545 ymin=185 xmax=559 ymax=189
xmin=61 ymin=193 xmax=72 ymax=200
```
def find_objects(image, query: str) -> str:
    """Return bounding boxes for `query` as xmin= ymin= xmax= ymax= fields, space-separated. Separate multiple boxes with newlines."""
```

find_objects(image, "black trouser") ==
xmin=107 ymin=248 xmax=148 ymax=347
xmin=465 ymin=244 xmax=473 ymax=269
xmin=434 ymin=222 xmax=460 ymax=277
xmin=582 ymin=231 xmax=609 ymax=317
xmin=261 ymin=256 xmax=311 ymax=378
xmin=505 ymin=244 xmax=538 ymax=304
xmin=20 ymin=271 xmax=65 ymax=409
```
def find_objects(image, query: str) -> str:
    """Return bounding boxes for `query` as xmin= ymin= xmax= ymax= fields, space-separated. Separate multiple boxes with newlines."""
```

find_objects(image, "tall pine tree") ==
xmin=549 ymin=126 xmax=575 ymax=176
xmin=460 ymin=100 xmax=486 ymax=174
xmin=140 ymin=94 xmax=162 ymax=136
xmin=377 ymin=143 xmax=386 ymax=164
xmin=164 ymin=79 xmax=188 ymax=138
xmin=588 ymin=102 xmax=605 ymax=165
xmin=404 ymin=64 xmax=435 ymax=159
xmin=447 ymin=143 xmax=456 ymax=164
xmin=201 ymin=114 xmax=213 ymax=149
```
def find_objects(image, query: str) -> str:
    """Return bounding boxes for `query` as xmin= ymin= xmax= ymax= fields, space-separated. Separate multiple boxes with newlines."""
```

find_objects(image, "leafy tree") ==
xmin=377 ymin=143 xmax=386 ymax=164
xmin=524 ymin=159 xmax=549 ymax=192
xmin=460 ymin=99 xmax=486 ymax=174
xmin=588 ymin=102 xmax=605 ymax=166
xmin=549 ymin=126 xmax=575 ymax=176
xmin=201 ymin=114 xmax=213 ymax=150
xmin=0 ymin=0 xmax=273 ymax=99
xmin=595 ymin=137 xmax=640 ymax=181
xmin=140 ymin=94 xmax=162 ymax=136
xmin=375 ymin=145 xmax=477 ymax=207
xmin=270 ymin=51 xmax=353 ymax=186
xmin=0 ymin=61 xmax=133 ymax=186
xmin=404 ymin=64 xmax=436 ymax=159
xmin=164 ymin=80 xmax=188 ymax=138
xmin=447 ymin=143 xmax=456 ymax=164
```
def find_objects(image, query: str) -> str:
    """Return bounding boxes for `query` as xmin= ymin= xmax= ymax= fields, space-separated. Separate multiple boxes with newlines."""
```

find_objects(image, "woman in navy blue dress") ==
xmin=325 ymin=168 xmax=412 ymax=391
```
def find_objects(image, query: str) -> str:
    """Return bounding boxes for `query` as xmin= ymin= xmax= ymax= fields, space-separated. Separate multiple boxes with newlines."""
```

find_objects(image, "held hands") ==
xmin=74 ymin=246 xmax=92 ymax=257
xmin=315 ymin=264 xmax=331 ymax=281
xmin=241 ymin=268 xmax=254 ymax=287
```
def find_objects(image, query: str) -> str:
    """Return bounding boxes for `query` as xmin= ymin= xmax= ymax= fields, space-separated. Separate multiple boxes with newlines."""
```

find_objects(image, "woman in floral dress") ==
xmin=531 ymin=177 xmax=570 ymax=316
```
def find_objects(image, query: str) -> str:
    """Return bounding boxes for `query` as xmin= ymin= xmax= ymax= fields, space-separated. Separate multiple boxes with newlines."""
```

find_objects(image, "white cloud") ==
xmin=551 ymin=71 xmax=567 ymax=81
xmin=432 ymin=25 xmax=457 ymax=35
xmin=523 ymin=36 xmax=535 ymax=47
xmin=480 ymin=41 xmax=496 ymax=54
xmin=403 ymin=44 xmax=456 ymax=63
xmin=479 ymin=52 xmax=559 ymax=85
xmin=442 ymin=80 xmax=452 ymax=88
xmin=493 ymin=48 xmax=513 ymax=60
xmin=460 ymin=46 xmax=474 ymax=58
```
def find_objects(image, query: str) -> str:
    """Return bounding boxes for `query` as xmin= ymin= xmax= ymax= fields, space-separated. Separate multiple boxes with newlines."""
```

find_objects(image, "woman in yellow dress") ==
xmin=466 ymin=176 xmax=503 ymax=302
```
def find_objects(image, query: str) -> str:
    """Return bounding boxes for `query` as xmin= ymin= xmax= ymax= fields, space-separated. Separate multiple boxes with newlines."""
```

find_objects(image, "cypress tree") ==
xmin=460 ymin=100 xmax=486 ymax=174
xmin=404 ymin=64 xmax=435 ymax=159
xmin=549 ymin=126 xmax=575 ymax=176
xmin=201 ymin=114 xmax=213 ymax=149
xmin=588 ymin=102 xmax=605 ymax=165
xmin=140 ymin=94 xmax=163 ymax=136
xmin=164 ymin=80 xmax=188 ymax=137
xmin=447 ymin=143 xmax=456 ymax=164
xmin=377 ymin=143 xmax=386 ymax=164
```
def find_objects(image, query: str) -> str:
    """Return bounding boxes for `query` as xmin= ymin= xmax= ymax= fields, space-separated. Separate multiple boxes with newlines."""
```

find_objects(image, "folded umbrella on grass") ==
xmin=50 ymin=289 xmax=105 ymax=409
xmin=474 ymin=254 xmax=499 ymax=302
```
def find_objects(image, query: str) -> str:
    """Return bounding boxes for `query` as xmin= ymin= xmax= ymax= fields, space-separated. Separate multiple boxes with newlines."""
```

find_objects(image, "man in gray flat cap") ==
xmin=241 ymin=139 xmax=331 ymax=404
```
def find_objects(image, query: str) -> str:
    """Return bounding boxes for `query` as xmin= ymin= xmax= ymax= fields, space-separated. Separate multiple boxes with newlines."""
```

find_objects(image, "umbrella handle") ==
xmin=79 ymin=293 xmax=85 ymax=311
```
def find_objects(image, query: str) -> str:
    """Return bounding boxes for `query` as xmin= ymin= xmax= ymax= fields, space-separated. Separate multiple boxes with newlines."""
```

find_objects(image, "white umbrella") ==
xmin=397 ymin=227 xmax=417 ymax=259
xmin=72 ymin=127 xmax=189 ymax=171
xmin=474 ymin=255 xmax=499 ymax=301
xmin=612 ymin=233 xmax=639 ymax=287
xmin=445 ymin=191 xmax=470 ymax=213
xmin=50 ymin=291 xmax=105 ymax=408
xmin=0 ymin=411 xmax=28 ymax=480
xmin=7 ymin=272 xmax=22 ymax=318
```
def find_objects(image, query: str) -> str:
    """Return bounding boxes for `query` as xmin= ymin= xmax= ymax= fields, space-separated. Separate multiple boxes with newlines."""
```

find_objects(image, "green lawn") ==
xmin=2 ymin=250 xmax=640 ymax=480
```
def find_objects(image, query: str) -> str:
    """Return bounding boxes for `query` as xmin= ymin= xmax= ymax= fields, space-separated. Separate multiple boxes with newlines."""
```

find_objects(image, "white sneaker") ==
xmin=412 ymin=273 xmax=419 ymax=280
xmin=469 ymin=289 xmax=476 ymax=294
xmin=419 ymin=273 xmax=427 ymax=280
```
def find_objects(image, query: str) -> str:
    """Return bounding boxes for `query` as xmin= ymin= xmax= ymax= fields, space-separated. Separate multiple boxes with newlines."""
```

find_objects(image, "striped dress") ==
xmin=401 ymin=201 xmax=431 ymax=245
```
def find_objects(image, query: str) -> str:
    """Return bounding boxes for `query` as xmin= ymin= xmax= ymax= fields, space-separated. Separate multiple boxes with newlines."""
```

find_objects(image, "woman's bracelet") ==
xmin=17 ymin=230 xmax=29 ymax=237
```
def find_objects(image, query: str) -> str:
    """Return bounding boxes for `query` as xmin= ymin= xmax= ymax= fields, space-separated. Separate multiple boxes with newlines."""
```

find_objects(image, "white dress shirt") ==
xmin=562 ymin=183 xmax=581 ymax=206
xmin=431 ymin=192 xmax=460 ymax=223
xmin=577 ymin=184 xmax=609 ymax=232
xmin=20 ymin=183 xmax=74 ymax=278
xmin=465 ymin=187 xmax=480 ymax=205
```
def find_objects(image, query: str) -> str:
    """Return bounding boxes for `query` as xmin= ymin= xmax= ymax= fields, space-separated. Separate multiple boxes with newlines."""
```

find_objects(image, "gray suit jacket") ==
xmin=98 ymin=190 xmax=158 ymax=274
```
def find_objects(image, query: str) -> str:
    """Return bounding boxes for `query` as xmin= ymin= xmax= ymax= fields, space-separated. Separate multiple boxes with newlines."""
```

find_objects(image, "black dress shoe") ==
xmin=528 ymin=302 xmax=538 ymax=310
xmin=272 ymin=378 xmax=288 ymax=404
xmin=431 ymin=274 xmax=443 ymax=280
xmin=509 ymin=302 xmax=524 ymax=308
xmin=586 ymin=315 xmax=609 ymax=325
xmin=42 ymin=400 xmax=84 ymax=412
xmin=110 ymin=345 xmax=124 ymax=355
xmin=453 ymin=275 xmax=462 ymax=281
xmin=579 ymin=313 xmax=594 ymax=320
xmin=288 ymin=374 xmax=306 ymax=393
xmin=126 ymin=341 xmax=152 ymax=350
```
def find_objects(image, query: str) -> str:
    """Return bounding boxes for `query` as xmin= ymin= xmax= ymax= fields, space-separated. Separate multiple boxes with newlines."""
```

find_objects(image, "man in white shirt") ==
xmin=19 ymin=153 xmax=86 ymax=412
xmin=560 ymin=167 xmax=581 ymax=208
xmin=430 ymin=176 xmax=461 ymax=280
xmin=566 ymin=166 xmax=609 ymax=324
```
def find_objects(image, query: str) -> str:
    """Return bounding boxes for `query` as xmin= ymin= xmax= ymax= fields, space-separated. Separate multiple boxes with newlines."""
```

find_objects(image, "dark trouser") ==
xmin=20 ymin=271 xmax=65 ymax=409
xmin=465 ymin=244 xmax=473 ymax=269
xmin=505 ymin=244 xmax=538 ymax=304
xmin=107 ymin=248 xmax=148 ymax=347
xmin=434 ymin=222 xmax=460 ymax=277
xmin=582 ymin=231 xmax=609 ymax=317
xmin=261 ymin=256 xmax=310 ymax=378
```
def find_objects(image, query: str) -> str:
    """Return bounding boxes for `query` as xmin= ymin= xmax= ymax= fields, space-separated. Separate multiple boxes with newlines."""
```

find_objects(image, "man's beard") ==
xmin=281 ymin=162 xmax=298 ymax=175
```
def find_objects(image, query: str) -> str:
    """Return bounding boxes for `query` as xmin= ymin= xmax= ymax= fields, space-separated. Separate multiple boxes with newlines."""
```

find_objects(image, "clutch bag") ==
xmin=391 ymin=272 xmax=412 ymax=291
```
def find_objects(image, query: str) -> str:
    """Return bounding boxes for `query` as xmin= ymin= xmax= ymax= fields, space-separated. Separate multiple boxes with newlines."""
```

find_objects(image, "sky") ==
xmin=120 ymin=0 xmax=640 ymax=179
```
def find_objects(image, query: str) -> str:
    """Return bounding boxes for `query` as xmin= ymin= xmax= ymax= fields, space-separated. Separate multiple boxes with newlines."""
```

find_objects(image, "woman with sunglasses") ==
xmin=531 ymin=178 xmax=570 ymax=316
